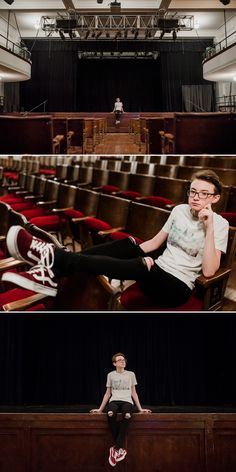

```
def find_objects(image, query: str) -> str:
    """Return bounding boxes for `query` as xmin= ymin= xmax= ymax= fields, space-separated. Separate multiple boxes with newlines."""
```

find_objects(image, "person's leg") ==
xmin=115 ymin=402 xmax=133 ymax=450
xmin=107 ymin=401 xmax=119 ymax=443
xmin=138 ymin=264 xmax=192 ymax=307
xmin=53 ymin=249 xmax=150 ymax=280
xmin=81 ymin=236 xmax=145 ymax=259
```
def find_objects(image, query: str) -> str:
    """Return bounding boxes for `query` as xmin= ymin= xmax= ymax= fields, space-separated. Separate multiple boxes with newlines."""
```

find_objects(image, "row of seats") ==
xmin=0 ymin=193 xmax=235 ymax=312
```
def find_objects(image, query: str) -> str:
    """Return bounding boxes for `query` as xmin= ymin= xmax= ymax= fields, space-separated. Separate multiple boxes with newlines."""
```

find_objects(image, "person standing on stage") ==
xmin=113 ymin=97 xmax=124 ymax=124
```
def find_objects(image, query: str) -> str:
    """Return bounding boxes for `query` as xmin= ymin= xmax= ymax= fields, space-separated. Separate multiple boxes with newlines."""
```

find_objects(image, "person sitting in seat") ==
xmin=1 ymin=170 xmax=229 ymax=308
xmin=90 ymin=352 xmax=151 ymax=467
xmin=113 ymin=97 xmax=124 ymax=124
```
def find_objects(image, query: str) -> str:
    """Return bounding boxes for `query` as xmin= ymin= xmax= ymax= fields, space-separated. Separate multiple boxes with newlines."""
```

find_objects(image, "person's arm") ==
xmin=90 ymin=387 xmax=111 ymax=414
xmin=131 ymin=385 xmax=152 ymax=413
xmin=198 ymin=204 xmax=222 ymax=277
xmin=140 ymin=229 xmax=168 ymax=254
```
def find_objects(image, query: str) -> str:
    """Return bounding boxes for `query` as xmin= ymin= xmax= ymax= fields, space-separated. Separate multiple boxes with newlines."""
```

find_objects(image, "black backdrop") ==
xmin=20 ymin=39 xmax=214 ymax=112
xmin=0 ymin=313 xmax=236 ymax=408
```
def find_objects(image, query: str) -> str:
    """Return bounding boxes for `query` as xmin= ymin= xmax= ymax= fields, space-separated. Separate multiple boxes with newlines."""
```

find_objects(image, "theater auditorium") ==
xmin=0 ymin=1 xmax=236 ymax=471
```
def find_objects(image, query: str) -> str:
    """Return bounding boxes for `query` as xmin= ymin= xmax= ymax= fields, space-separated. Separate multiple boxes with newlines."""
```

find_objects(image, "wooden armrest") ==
xmin=196 ymin=268 xmax=232 ymax=288
xmin=51 ymin=207 xmax=73 ymax=213
xmin=15 ymin=190 xmax=29 ymax=195
xmin=165 ymin=203 xmax=176 ymax=209
xmin=24 ymin=194 xmax=43 ymax=200
xmin=0 ymin=235 xmax=6 ymax=242
xmin=67 ymin=131 xmax=74 ymax=138
xmin=165 ymin=133 xmax=174 ymax=140
xmin=53 ymin=134 xmax=64 ymax=143
xmin=2 ymin=293 xmax=48 ymax=312
xmin=98 ymin=227 xmax=125 ymax=236
xmin=36 ymin=200 xmax=57 ymax=206
xmin=0 ymin=258 xmax=26 ymax=272
xmin=71 ymin=215 xmax=95 ymax=223
xmin=97 ymin=275 xmax=121 ymax=297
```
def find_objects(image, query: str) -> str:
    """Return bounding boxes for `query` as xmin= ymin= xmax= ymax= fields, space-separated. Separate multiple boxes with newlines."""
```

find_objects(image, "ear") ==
xmin=212 ymin=194 xmax=220 ymax=204
xmin=113 ymin=362 xmax=116 ymax=367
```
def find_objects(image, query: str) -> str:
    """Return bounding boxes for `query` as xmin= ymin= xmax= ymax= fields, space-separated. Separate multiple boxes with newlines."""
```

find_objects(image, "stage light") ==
xmin=219 ymin=0 xmax=230 ymax=4
xmin=3 ymin=0 xmax=14 ymax=4
xmin=159 ymin=30 xmax=165 ymax=39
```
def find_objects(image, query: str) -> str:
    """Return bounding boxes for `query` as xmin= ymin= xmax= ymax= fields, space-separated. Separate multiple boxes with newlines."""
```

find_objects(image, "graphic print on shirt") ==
xmin=112 ymin=378 xmax=130 ymax=391
xmin=168 ymin=221 xmax=205 ymax=257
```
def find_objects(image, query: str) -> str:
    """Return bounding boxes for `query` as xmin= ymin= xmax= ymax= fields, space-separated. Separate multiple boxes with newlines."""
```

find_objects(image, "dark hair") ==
xmin=112 ymin=352 xmax=126 ymax=363
xmin=191 ymin=169 xmax=222 ymax=195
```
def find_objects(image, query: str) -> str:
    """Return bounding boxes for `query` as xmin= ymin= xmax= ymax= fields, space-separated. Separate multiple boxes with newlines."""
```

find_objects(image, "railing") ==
xmin=0 ymin=33 xmax=31 ymax=62
xmin=216 ymin=94 xmax=236 ymax=112
xmin=202 ymin=29 xmax=236 ymax=63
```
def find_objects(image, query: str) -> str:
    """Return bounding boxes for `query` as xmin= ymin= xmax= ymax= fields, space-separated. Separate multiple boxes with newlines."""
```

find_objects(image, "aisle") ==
xmin=95 ymin=132 xmax=143 ymax=154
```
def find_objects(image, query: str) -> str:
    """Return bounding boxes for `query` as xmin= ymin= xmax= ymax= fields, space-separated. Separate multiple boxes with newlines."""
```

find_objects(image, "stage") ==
xmin=0 ymin=409 xmax=235 ymax=471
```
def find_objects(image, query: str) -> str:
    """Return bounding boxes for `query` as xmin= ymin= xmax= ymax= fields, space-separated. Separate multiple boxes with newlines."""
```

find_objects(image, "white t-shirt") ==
xmin=114 ymin=101 xmax=123 ymax=112
xmin=156 ymin=204 xmax=229 ymax=290
xmin=106 ymin=370 xmax=137 ymax=404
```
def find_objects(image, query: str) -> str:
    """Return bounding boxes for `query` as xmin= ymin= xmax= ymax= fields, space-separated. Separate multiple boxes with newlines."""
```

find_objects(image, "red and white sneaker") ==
xmin=2 ymin=265 xmax=58 ymax=297
xmin=115 ymin=448 xmax=127 ymax=462
xmin=108 ymin=446 xmax=117 ymax=467
xmin=6 ymin=225 xmax=55 ymax=267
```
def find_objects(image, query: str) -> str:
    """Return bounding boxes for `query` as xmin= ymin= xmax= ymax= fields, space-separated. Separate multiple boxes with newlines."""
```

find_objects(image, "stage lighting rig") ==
xmin=219 ymin=0 xmax=230 ymax=4
xmin=3 ymin=0 xmax=14 ymax=4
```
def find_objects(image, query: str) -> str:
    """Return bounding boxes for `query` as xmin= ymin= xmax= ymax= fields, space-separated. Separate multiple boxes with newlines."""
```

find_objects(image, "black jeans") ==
xmin=106 ymin=400 xmax=134 ymax=449
xmin=53 ymin=237 xmax=192 ymax=307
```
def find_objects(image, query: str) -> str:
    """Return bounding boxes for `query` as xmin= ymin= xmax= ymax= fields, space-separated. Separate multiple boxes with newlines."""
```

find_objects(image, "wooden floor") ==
xmin=95 ymin=132 xmax=143 ymax=154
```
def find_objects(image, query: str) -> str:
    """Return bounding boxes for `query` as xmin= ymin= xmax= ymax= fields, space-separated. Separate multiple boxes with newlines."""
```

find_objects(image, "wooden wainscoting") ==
xmin=0 ymin=413 xmax=235 ymax=472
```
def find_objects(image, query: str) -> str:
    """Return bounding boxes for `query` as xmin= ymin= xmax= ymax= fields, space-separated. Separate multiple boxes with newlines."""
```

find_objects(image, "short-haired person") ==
xmin=90 ymin=352 xmax=151 ymax=466
xmin=2 ymin=170 xmax=229 ymax=308
xmin=113 ymin=97 xmax=124 ymax=124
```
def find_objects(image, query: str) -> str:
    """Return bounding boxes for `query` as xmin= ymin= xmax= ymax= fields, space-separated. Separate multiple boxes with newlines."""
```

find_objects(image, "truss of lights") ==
xmin=78 ymin=50 xmax=160 ymax=59
xmin=41 ymin=13 xmax=194 ymax=40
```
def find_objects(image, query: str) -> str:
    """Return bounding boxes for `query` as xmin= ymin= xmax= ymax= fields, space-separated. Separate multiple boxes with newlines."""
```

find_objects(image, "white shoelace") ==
xmin=29 ymin=238 xmax=55 ymax=268
xmin=28 ymin=264 xmax=57 ymax=287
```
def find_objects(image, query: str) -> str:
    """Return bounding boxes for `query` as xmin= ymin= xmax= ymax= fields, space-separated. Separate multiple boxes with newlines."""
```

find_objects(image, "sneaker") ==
xmin=2 ymin=265 xmax=58 ymax=297
xmin=108 ymin=446 xmax=117 ymax=467
xmin=6 ymin=225 xmax=55 ymax=267
xmin=115 ymin=448 xmax=127 ymax=462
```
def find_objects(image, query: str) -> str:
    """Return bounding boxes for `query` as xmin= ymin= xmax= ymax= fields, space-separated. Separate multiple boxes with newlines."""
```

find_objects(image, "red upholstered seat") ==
xmin=39 ymin=169 xmax=56 ymax=176
xmin=62 ymin=208 xmax=84 ymax=219
xmin=0 ymin=288 xmax=37 ymax=308
xmin=0 ymin=248 xmax=5 ymax=259
xmin=220 ymin=212 xmax=236 ymax=227
xmin=141 ymin=196 xmax=174 ymax=209
xmin=99 ymin=185 xmax=120 ymax=194
xmin=83 ymin=217 xmax=112 ymax=232
xmin=120 ymin=282 xmax=203 ymax=311
xmin=119 ymin=190 xmax=142 ymax=200
xmin=109 ymin=232 xmax=143 ymax=245
xmin=10 ymin=201 xmax=35 ymax=212
xmin=0 ymin=196 xmax=24 ymax=203
xmin=29 ymin=215 xmax=67 ymax=232
xmin=21 ymin=207 xmax=48 ymax=219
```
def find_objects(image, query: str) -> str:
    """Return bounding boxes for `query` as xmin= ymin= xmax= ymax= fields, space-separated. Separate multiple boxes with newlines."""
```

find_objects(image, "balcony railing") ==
xmin=216 ymin=94 xmax=236 ymax=112
xmin=202 ymin=29 xmax=236 ymax=63
xmin=0 ymin=33 xmax=31 ymax=62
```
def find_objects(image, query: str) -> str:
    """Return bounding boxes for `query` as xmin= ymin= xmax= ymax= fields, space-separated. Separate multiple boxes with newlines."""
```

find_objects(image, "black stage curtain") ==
xmin=0 ymin=314 xmax=236 ymax=407
xmin=20 ymin=39 xmax=214 ymax=113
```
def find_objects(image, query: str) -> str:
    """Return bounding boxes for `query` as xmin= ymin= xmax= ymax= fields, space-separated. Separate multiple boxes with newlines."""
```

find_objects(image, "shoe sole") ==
xmin=116 ymin=452 xmax=127 ymax=462
xmin=108 ymin=457 xmax=116 ymax=467
xmin=6 ymin=225 xmax=34 ymax=266
xmin=2 ymin=272 xmax=57 ymax=297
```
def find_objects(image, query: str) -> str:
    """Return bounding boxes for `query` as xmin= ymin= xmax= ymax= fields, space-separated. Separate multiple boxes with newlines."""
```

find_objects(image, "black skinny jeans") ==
xmin=53 ymin=237 xmax=192 ymax=307
xmin=106 ymin=401 xmax=133 ymax=449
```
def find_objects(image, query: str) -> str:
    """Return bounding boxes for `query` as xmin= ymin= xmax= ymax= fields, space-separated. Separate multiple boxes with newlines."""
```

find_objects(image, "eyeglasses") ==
xmin=116 ymin=359 xmax=126 ymax=362
xmin=187 ymin=190 xmax=215 ymax=200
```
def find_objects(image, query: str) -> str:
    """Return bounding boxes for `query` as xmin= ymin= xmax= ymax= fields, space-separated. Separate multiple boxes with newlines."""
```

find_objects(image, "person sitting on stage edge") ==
xmin=90 ymin=352 xmax=151 ymax=466
xmin=113 ymin=97 xmax=124 ymax=124
xmin=2 ymin=169 xmax=229 ymax=308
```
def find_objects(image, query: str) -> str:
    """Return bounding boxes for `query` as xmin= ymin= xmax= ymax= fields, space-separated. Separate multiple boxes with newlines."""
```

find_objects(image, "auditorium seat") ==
xmin=116 ymin=225 xmax=236 ymax=311
xmin=140 ymin=176 xmax=189 ymax=210
xmin=118 ymin=173 xmax=156 ymax=201
xmin=82 ymin=193 xmax=131 ymax=246
xmin=105 ymin=202 xmax=170 ymax=244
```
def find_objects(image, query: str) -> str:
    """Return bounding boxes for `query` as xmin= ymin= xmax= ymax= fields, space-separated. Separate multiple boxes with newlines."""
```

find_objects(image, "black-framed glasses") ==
xmin=187 ymin=190 xmax=215 ymax=200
